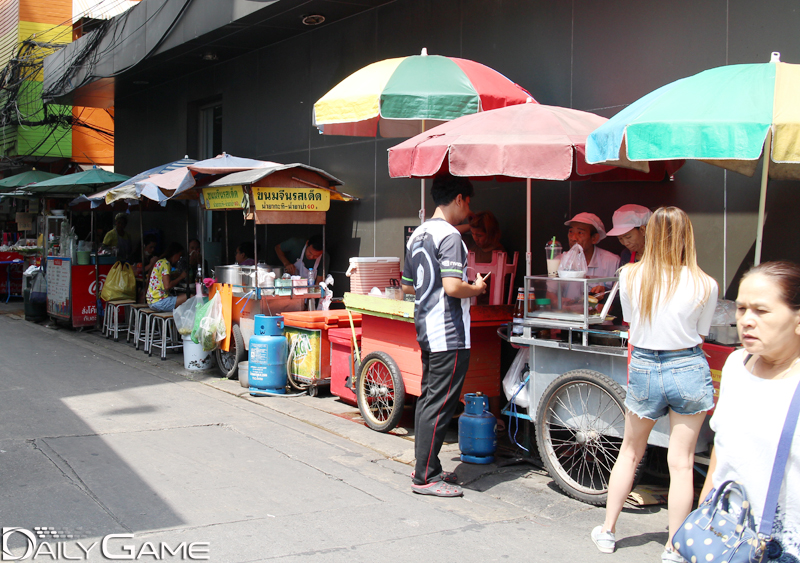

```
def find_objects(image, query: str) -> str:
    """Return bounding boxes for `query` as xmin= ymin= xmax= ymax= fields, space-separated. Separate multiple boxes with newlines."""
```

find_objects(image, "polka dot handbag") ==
xmin=674 ymin=382 xmax=800 ymax=563
xmin=672 ymin=480 xmax=765 ymax=563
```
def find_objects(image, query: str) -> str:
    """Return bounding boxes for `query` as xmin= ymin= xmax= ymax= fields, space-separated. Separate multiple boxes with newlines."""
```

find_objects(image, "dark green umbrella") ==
xmin=0 ymin=169 xmax=60 ymax=192
xmin=25 ymin=167 xmax=131 ymax=194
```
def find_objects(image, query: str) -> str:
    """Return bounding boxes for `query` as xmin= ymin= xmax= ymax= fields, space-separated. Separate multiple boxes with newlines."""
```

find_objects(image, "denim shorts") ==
xmin=149 ymin=296 xmax=177 ymax=312
xmin=625 ymin=346 xmax=714 ymax=419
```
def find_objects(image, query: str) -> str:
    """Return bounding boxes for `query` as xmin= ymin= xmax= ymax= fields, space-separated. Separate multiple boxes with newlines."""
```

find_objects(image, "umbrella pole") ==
xmin=93 ymin=208 xmax=101 ymax=330
xmin=419 ymin=120 xmax=426 ymax=224
xmin=251 ymin=186 xmax=257 ymax=266
xmin=224 ymin=211 xmax=229 ymax=264
xmin=754 ymin=134 xmax=772 ymax=266
xmin=526 ymin=178 xmax=531 ymax=277
xmin=419 ymin=178 xmax=425 ymax=224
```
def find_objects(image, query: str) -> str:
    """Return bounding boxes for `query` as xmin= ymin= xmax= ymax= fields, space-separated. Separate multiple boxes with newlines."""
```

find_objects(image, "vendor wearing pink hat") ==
xmin=607 ymin=204 xmax=652 ymax=264
xmin=565 ymin=212 xmax=621 ymax=284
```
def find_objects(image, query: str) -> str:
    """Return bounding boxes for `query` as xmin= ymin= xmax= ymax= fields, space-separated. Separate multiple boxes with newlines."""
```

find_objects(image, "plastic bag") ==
xmin=174 ymin=295 xmax=207 ymax=335
xmin=192 ymin=293 xmax=227 ymax=351
xmin=502 ymin=348 xmax=530 ymax=409
xmin=30 ymin=270 xmax=47 ymax=303
xmin=711 ymin=299 xmax=737 ymax=325
xmin=317 ymin=275 xmax=334 ymax=311
xmin=558 ymin=244 xmax=588 ymax=275
xmin=100 ymin=261 xmax=136 ymax=301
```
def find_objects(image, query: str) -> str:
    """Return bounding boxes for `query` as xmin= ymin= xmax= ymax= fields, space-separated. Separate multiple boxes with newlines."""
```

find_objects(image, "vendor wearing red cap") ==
xmin=565 ymin=212 xmax=620 ymax=283
xmin=607 ymin=205 xmax=651 ymax=264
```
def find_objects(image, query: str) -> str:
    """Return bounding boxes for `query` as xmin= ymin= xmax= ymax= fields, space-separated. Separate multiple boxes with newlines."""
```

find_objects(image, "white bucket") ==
xmin=182 ymin=335 xmax=214 ymax=371
xmin=238 ymin=361 xmax=249 ymax=388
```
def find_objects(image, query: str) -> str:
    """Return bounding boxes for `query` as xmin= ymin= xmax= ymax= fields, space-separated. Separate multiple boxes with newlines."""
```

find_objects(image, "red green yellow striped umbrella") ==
xmin=313 ymin=48 xmax=533 ymax=138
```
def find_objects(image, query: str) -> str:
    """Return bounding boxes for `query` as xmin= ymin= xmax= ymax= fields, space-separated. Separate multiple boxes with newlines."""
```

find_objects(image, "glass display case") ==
xmin=520 ymin=275 xmax=619 ymax=329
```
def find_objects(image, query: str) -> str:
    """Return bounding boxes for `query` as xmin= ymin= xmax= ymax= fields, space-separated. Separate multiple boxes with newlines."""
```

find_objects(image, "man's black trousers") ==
xmin=413 ymin=349 xmax=470 ymax=485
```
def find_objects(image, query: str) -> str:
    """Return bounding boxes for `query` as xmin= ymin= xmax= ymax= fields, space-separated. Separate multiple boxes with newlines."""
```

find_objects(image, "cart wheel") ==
xmin=307 ymin=385 xmax=318 ymax=398
xmin=216 ymin=324 xmax=244 ymax=379
xmin=535 ymin=369 xmax=644 ymax=505
xmin=356 ymin=351 xmax=406 ymax=432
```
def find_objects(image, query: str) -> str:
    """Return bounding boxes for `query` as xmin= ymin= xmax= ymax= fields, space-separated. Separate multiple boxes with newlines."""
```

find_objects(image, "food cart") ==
xmin=199 ymin=164 xmax=355 ymax=381
xmin=499 ymin=274 xmax=727 ymax=505
xmin=344 ymin=292 xmax=512 ymax=432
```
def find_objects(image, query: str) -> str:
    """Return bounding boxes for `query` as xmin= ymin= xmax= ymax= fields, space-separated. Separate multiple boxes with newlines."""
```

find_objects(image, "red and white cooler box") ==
xmin=345 ymin=257 xmax=401 ymax=295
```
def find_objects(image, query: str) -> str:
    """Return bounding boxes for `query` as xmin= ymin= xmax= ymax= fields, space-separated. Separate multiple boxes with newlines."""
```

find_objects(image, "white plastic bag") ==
xmin=174 ymin=295 xmax=206 ymax=335
xmin=558 ymin=244 xmax=588 ymax=275
xmin=195 ymin=293 xmax=227 ymax=352
xmin=317 ymin=275 xmax=334 ymax=311
xmin=502 ymin=348 xmax=530 ymax=409
xmin=712 ymin=299 xmax=737 ymax=325
xmin=30 ymin=271 xmax=47 ymax=303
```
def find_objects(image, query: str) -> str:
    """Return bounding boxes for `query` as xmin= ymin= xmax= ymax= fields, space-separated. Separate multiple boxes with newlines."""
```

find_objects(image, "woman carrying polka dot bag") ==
xmin=676 ymin=264 xmax=800 ymax=563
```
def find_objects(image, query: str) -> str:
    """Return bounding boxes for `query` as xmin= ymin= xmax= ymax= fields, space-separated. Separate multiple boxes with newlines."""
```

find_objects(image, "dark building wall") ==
xmin=115 ymin=0 xmax=800 ymax=295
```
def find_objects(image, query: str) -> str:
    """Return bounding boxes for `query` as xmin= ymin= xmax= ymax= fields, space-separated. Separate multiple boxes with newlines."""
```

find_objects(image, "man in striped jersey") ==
xmin=401 ymin=174 xmax=488 ymax=497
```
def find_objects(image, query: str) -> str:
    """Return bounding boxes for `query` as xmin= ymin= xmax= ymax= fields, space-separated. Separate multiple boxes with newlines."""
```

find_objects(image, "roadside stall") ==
xmin=192 ymin=162 xmax=356 ymax=379
xmin=385 ymin=102 xmax=690 ymax=504
xmin=25 ymin=168 xmax=131 ymax=328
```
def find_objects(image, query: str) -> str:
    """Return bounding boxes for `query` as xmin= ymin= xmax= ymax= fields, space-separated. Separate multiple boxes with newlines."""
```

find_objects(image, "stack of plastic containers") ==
xmin=345 ymin=257 xmax=401 ymax=295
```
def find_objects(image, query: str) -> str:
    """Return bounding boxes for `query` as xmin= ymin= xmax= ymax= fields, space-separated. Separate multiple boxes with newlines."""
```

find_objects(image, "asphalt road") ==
xmin=0 ymin=309 xmax=670 ymax=562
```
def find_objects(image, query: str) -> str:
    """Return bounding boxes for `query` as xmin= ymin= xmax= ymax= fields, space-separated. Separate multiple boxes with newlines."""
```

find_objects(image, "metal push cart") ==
xmin=344 ymin=293 xmax=511 ymax=432
xmin=500 ymin=274 xmax=714 ymax=505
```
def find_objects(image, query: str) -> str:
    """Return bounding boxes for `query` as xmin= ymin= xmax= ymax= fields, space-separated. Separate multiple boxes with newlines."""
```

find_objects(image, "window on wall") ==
xmin=198 ymin=102 xmax=222 ymax=159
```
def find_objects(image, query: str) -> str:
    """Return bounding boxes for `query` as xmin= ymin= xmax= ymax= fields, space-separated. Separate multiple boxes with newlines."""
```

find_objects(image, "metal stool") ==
xmin=134 ymin=308 xmax=155 ymax=351
xmin=126 ymin=303 xmax=149 ymax=343
xmin=103 ymin=299 xmax=135 ymax=342
xmin=148 ymin=312 xmax=182 ymax=360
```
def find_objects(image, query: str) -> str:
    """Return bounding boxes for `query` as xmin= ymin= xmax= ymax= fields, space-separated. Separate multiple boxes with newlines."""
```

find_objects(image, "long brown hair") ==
xmin=623 ymin=206 xmax=713 ymax=323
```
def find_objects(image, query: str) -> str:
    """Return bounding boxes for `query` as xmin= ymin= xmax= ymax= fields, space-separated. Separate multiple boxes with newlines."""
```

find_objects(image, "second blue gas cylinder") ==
xmin=458 ymin=392 xmax=497 ymax=464
xmin=248 ymin=315 xmax=288 ymax=394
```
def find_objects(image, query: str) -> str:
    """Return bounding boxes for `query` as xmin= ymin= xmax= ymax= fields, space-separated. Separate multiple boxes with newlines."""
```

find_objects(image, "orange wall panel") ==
xmin=72 ymin=106 xmax=114 ymax=165
xmin=19 ymin=0 xmax=70 ymax=25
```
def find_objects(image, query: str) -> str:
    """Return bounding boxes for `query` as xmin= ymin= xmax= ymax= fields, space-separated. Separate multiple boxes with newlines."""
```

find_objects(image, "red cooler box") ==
xmin=704 ymin=342 xmax=737 ymax=415
xmin=329 ymin=327 xmax=362 ymax=405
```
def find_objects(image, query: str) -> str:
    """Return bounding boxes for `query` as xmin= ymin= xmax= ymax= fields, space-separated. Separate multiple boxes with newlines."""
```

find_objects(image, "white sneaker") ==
xmin=591 ymin=525 xmax=616 ymax=554
xmin=661 ymin=548 xmax=686 ymax=563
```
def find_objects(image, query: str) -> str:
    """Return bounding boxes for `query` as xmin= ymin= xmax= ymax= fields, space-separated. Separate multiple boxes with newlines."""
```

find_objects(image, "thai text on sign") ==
xmin=252 ymin=187 xmax=330 ymax=212
xmin=202 ymin=185 xmax=245 ymax=209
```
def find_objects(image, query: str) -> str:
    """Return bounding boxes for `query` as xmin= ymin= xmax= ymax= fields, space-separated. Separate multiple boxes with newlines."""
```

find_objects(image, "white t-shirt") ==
xmin=710 ymin=348 xmax=800 ymax=557
xmin=620 ymin=266 xmax=717 ymax=350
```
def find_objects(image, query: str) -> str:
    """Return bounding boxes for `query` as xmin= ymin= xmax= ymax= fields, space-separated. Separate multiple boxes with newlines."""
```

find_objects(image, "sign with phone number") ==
xmin=253 ymin=187 xmax=330 ymax=212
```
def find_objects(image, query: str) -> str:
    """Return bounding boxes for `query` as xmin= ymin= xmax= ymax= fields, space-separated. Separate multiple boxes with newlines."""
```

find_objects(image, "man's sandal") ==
xmin=411 ymin=470 xmax=458 ymax=483
xmin=411 ymin=481 xmax=463 ymax=497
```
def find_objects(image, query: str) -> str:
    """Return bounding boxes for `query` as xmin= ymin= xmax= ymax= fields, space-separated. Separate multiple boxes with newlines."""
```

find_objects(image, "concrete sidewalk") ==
xmin=0 ymin=303 xmax=670 ymax=562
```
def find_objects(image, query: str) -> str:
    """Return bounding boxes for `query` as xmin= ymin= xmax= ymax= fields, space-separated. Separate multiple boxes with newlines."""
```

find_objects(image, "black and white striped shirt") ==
xmin=402 ymin=219 xmax=471 ymax=352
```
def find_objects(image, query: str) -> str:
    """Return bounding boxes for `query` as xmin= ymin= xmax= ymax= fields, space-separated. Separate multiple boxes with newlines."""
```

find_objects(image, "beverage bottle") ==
xmin=308 ymin=267 xmax=315 ymax=288
xmin=512 ymin=287 xmax=525 ymax=335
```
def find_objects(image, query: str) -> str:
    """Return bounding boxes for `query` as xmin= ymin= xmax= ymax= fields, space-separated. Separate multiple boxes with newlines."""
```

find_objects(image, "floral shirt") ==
xmin=146 ymin=258 xmax=170 ymax=304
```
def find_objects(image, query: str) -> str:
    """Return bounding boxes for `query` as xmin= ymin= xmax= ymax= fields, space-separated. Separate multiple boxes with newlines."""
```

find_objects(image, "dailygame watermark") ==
xmin=2 ymin=528 xmax=209 ymax=561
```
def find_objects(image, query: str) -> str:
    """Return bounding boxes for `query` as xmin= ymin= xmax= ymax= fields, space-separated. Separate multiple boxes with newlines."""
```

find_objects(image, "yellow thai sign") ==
xmin=253 ymin=187 xmax=330 ymax=212
xmin=202 ymin=185 xmax=246 ymax=209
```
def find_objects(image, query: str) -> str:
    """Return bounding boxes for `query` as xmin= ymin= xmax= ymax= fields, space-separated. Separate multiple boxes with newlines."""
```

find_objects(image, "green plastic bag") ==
xmin=190 ymin=297 xmax=214 ymax=344
xmin=191 ymin=293 xmax=226 ymax=351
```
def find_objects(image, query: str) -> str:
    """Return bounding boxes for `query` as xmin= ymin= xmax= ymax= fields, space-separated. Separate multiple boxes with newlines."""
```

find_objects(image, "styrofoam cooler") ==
xmin=346 ymin=257 xmax=401 ymax=294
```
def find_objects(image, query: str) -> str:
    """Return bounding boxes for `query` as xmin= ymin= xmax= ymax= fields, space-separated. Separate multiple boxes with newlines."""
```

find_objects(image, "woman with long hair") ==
xmin=591 ymin=207 xmax=718 ymax=563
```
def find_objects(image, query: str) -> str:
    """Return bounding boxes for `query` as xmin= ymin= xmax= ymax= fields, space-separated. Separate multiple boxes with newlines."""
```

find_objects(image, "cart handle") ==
xmin=347 ymin=310 xmax=361 ymax=366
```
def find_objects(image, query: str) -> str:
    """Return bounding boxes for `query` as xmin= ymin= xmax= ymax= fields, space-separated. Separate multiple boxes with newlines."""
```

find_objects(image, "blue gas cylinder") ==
xmin=248 ymin=315 xmax=288 ymax=394
xmin=458 ymin=392 xmax=497 ymax=464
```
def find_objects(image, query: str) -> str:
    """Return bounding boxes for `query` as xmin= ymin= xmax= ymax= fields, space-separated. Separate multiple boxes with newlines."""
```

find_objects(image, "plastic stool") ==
xmin=135 ymin=308 xmax=155 ymax=351
xmin=148 ymin=313 xmax=182 ymax=360
xmin=126 ymin=303 xmax=149 ymax=344
xmin=103 ymin=299 xmax=135 ymax=342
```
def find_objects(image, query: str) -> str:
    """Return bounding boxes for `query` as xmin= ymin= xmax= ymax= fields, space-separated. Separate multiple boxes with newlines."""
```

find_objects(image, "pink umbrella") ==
xmin=389 ymin=101 xmax=680 ymax=274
